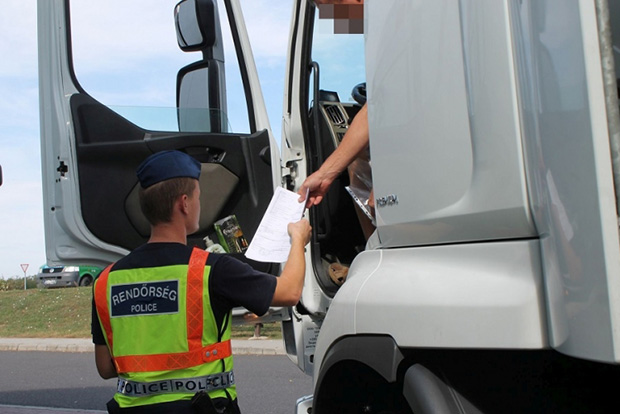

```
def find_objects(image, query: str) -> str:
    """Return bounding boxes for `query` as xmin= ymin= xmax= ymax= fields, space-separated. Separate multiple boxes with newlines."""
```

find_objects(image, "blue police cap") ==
xmin=136 ymin=150 xmax=201 ymax=188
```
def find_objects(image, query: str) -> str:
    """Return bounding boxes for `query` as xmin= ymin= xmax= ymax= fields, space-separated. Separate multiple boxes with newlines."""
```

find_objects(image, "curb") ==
xmin=0 ymin=338 xmax=285 ymax=355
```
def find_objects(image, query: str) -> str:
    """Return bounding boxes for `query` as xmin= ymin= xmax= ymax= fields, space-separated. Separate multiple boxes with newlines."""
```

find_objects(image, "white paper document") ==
xmin=245 ymin=187 xmax=306 ymax=263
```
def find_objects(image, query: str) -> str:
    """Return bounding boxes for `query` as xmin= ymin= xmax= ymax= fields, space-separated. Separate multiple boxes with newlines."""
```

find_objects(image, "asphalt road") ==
xmin=0 ymin=351 xmax=312 ymax=414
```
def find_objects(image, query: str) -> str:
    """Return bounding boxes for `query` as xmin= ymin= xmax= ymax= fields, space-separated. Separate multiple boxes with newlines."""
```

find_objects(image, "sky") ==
xmin=0 ymin=0 xmax=293 ymax=278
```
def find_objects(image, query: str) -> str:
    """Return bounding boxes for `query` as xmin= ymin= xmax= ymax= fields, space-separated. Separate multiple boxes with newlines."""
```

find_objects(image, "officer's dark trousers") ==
xmin=107 ymin=398 xmax=193 ymax=413
xmin=106 ymin=397 xmax=241 ymax=413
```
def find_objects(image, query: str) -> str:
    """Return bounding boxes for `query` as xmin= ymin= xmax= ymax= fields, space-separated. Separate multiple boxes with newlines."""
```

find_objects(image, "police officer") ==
xmin=92 ymin=150 xmax=311 ymax=413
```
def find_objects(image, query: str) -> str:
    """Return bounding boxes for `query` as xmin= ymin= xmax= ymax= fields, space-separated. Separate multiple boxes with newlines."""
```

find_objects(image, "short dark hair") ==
xmin=139 ymin=177 xmax=197 ymax=225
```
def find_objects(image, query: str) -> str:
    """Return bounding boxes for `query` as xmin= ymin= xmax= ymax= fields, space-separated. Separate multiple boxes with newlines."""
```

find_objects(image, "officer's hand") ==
xmin=288 ymin=219 xmax=312 ymax=246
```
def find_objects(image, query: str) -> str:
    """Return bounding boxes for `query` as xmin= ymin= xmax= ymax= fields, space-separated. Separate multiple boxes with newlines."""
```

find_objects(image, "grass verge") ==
xmin=0 ymin=287 xmax=282 ymax=339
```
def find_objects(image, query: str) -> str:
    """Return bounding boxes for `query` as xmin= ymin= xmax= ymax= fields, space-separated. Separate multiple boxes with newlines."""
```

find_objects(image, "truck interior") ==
xmin=306 ymin=88 xmax=367 ymax=295
xmin=295 ymin=2 xmax=368 ymax=297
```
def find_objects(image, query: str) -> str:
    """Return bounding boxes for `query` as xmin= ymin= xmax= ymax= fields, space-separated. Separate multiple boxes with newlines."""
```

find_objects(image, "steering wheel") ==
xmin=351 ymin=82 xmax=367 ymax=105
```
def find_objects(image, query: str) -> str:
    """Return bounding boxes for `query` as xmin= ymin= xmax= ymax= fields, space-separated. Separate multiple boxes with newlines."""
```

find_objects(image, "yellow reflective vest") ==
xmin=94 ymin=248 xmax=235 ymax=408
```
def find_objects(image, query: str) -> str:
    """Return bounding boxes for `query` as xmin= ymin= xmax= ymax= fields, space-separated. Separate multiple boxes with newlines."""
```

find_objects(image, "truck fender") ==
xmin=316 ymin=335 xmax=403 ymax=387
xmin=403 ymin=364 xmax=482 ymax=414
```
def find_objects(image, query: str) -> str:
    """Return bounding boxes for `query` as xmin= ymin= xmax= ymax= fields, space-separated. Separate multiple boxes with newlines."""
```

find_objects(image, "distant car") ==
xmin=36 ymin=264 xmax=102 ymax=288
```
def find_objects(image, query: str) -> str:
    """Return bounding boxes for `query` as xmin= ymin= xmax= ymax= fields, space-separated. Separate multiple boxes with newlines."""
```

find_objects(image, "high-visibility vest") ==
xmin=94 ymin=248 xmax=235 ymax=408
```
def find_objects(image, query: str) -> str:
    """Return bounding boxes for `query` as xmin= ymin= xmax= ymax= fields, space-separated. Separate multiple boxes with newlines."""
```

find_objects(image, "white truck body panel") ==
xmin=511 ymin=0 xmax=620 ymax=363
xmin=342 ymin=0 xmax=620 ymax=367
xmin=367 ymin=0 xmax=534 ymax=249
xmin=315 ymin=240 xmax=548 ymax=375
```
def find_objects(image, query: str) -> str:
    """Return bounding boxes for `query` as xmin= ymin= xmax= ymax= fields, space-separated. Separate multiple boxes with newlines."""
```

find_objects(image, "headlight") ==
xmin=64 ymin=266 xmax=79 ymax=272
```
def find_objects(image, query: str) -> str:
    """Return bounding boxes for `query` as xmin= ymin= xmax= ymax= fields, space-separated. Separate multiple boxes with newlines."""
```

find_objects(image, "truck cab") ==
xmin=38 ymin=0 xmax=620 ymax=412
xmin=288 ymin=1 xmax=620 ymax=412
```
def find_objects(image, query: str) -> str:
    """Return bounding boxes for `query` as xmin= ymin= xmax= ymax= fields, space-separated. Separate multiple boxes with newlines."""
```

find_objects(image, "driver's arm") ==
xmin=320 ymin=103 xmax=369 ymax=176
xmin=299 ymin=103 xmax=369 ymax=206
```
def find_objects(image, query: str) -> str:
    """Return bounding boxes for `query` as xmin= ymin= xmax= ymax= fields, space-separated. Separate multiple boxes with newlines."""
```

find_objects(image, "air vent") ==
xmin=324 ymin=104 xmax=347 ymax=126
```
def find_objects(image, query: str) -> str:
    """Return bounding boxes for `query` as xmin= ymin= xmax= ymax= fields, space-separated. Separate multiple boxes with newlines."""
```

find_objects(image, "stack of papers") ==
xmin=245 ymin=187 xmax=306 ymax=263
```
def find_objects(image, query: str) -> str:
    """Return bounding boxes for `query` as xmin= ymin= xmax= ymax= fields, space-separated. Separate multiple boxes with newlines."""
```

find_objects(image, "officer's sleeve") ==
xmin=91 ymin=296 xmax=107 ymax=345
xmin=209 ymin=255 xmax=277 ymax=316
xmin=91 ymin=271 xmax=107 ymax=346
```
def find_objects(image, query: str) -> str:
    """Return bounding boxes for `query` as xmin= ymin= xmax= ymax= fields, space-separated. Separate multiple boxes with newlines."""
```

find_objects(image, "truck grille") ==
xmin=42 ymin=266 xmax=64 ymax=274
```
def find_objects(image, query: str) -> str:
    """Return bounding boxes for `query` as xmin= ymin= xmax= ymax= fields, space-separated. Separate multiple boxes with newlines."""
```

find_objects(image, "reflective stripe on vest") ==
xmin=94 ymin=263 xmax=115 ymax=350
xmin=94 ymin=248 xmax=232 ymax=373
xmin=116 ymin=371 xmax=235 ymax=397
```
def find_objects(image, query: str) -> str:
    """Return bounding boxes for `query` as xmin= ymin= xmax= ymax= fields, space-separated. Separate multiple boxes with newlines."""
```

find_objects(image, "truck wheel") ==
xmin=79 ymin=275 xmax=93 ymax=286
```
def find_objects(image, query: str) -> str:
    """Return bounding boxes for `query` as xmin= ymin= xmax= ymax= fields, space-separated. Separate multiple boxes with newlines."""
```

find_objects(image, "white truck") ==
xmin=38 ymin=0 xmax=620 ymax=412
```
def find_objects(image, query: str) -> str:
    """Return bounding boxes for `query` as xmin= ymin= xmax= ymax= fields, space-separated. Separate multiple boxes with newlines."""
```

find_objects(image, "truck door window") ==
xmin=69 ymin=0 xmax=250 ymax=134
xmin=310 ymin=4 xmax=365 ymax=104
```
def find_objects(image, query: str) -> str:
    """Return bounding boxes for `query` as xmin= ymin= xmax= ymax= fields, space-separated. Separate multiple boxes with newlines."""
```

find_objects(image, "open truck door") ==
xmin=279 ymin=0 xmax=367 ymax=376
xmin=37 ymin=0 xmax=285 ymax=323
